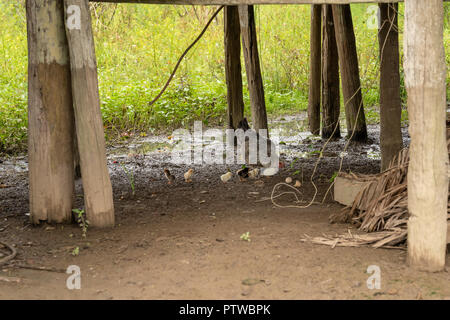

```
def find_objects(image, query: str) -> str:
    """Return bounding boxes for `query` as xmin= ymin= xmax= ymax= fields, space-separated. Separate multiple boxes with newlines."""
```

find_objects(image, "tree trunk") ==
xmin=321 ymin=4 xmax=341 ymax=140
xmin=405 ymin=0 xmax=447 ymax=272
xmin=224 ymin=6 xmax=244 ymax=129
xmin=308 ymin=4 xmax=322 ymax=136
xmin=26 ymin=0 xmax=75 ymax=224
xmin=379 ymin=3 xmax=403 ymax=171
xmin=238 ymin=5 xmax=268 ymax=132
xmin=332 ymin=4 xmax=367 ymax=142
xmin=64 ymin=0 xmax=115 ymax=227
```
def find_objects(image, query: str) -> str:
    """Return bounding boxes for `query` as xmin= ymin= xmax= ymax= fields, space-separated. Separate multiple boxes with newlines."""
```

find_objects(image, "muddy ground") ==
xmin=0 ymin=119 xmax=449 ymax=300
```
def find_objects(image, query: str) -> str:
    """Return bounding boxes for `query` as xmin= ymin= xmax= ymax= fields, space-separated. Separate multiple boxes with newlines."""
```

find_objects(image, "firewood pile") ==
xmin=302 ymin=139 xmax=450 ymax=249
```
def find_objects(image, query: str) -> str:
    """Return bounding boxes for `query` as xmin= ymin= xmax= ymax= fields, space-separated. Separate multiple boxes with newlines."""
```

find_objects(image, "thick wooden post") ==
xmin=405 ymin=0 xmax=447 ymax=271
xmin=238 ymin=5 xmax=268 ymax=131
xmin=379 ymin=3 xmax=403 ymax=171
xmin=308 ymin=4 xmax=322 ymax=136
xmin=64 ymin=0 xmax=114 ymax=227
xmin=224 ymin=6 xmax=245 ymax=129
xmin=26 ymin=0 xmax=75 ymax=224
xmin=332 ymin=4 xmax=367 ymax=142
xmin=321 ymin=5 xmax=341 ymax=140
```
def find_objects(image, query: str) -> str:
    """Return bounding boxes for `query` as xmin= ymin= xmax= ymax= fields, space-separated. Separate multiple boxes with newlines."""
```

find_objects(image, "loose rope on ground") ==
xmin=0 ymin=241 xmax=17 ymax=266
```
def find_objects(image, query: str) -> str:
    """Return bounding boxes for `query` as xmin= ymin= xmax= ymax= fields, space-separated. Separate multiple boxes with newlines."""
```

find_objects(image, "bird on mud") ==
xmin=220 ymin=170 xmax=233 ymax=183
xmin=235 ymin=118 xmax=280 ymax=170
xmin=184 ymin=168 xmax=194 ymax=183
xmin=163 ymin=168 xmax=175 ymax=185
xmin=248 ymin=168 xmax=260 ymax=179
xmin=237 ymin=167 xmax=250 ymax=182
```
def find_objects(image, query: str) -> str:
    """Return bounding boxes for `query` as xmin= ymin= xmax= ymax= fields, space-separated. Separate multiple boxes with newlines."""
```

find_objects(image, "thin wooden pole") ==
xmin=379 ymin=3 xmax=402 ymax=171
xmin=64 ymin=0 xmax=115 ymax=227
xmin=321 ymin=4 xmax=341 ymax=139
xmin=332 ymin=4 xmax=367 ymax=142
xmin=26 ymin=0 xmax=75 ymax=224
xmin=224 ymin=6 xmax=245 ymax=129
xmin=238 ymin=5 xmax=268 ymax=131
xmin=308 ymin=4 xmax=322 ymax=136
xmin=405 ymin=0 xmax=447 ymax=271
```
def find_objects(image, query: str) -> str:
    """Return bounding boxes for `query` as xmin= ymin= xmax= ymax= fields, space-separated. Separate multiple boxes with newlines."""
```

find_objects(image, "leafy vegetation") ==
xmin=0 ymin=2 xmax=449 ymax=153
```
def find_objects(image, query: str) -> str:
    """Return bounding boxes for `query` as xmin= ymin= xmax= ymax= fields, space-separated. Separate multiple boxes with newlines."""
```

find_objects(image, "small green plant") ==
xmin=119 ymin=162 xmax=136 ymax=196
xmin=72 ymin=208 xmax=89 ymax=238
xmin=329 ymin=171 xmax=339 ymax=183
xmin=240 ymin=232 xmax=251 ymax=242
xmin=71 ymin=246 xmax=80 ymax=256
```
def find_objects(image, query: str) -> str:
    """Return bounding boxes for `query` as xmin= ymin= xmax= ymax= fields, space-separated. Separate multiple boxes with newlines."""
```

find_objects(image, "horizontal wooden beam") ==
xmin=90 ymin=0 xmax=406 ymax=5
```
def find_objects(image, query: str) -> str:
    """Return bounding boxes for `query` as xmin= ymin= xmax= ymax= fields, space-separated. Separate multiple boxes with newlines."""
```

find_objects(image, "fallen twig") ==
xmin=0 ymin=276 xmax=22 ymax=283
xmin=11 ymin=264 xmax=66 ymax=274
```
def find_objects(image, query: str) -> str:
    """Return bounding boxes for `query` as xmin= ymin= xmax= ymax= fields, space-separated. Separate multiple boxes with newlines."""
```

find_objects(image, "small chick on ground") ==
xmin=221 ymin=171 xmax=233 ymax=183
xmin=163 ymin=168 xmax=175 ymax=185
xmin=294 ymin=180 xmax=301 ymax=187
xmin=285 ymin=177 xmax=293 ymax=184
xmin=184 ymin=168 xmax=194 ymax=183
xmin=237 ymin=167 xmax=250 ymax=182
xmin=248 ymin=168 xmax=259 ymax=179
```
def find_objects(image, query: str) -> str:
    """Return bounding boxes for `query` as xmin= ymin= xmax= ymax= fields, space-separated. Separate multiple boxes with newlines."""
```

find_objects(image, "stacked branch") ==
xmin=303 ymin=141 xmax=450 ymax=249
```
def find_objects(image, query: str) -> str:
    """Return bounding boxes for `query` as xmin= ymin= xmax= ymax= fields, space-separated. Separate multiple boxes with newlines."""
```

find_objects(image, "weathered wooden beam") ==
xmin=379 ymin=3 xmax=402 ymax=171
xmin=224 ymin=6 xmax=245 ymax=129
xmin=239 ymin=5 xmax=268 ymax=131
xmin=307 ymin=4 xmax=321 ymax=136
xmin=321 ymin=4 xmax=340 ymax=139
xmin=89 ymin=0 xmax=407 ymax=5
xmin=405 ymin=0 xmax=447 ymax=272
xmin=26 ymin=0 xmax=75 ymax=224
xmin=64 ymin=0 xmax=115 ymax=227
xmin=332 ymin=4 xmax=367 ymax=142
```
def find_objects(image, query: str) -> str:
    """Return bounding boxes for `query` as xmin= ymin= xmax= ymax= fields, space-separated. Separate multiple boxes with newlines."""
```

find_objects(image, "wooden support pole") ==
xmin=224 ymin=6 xmax=245 ymax=129
xmin=321 ymin=4 xmax=341 ymax=139
xmin=308 ymin=4 xmax=322 ymax=135
xmin=379 ymin=3 xmax=402 ymax=171
xmin=405 ymin=0 xmax=447 ymax=271
xmin=332 ymin=4 xmax=367 ymax=142
xmin=64 ymin=0 xmax=115 ymax=227
xmin=26 ymin=0 xmax=75 ymax=224
xmin=238 ymin=5 xmax=268 ymax=131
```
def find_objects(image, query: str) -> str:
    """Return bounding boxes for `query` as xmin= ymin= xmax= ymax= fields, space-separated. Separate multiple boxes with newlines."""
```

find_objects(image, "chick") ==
xmin=248 ymin=168 xmax=260 ymax=179
xmin=163 ymin=168 xmax=175 ymax=185
xmin=237 ymin=167 xmax=250 ymax=182
xmin=236 ymin=118 xmax=279 ymax=168
xmin=220 ymin=171 xmax=233 ymax=183
xmin=184 ymin=168 xmax=194 ymax=183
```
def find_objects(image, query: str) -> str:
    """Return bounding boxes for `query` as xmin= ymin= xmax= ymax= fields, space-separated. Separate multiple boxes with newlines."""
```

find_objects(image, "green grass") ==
xmin=0 ymin=2 xmax=449 ymax=153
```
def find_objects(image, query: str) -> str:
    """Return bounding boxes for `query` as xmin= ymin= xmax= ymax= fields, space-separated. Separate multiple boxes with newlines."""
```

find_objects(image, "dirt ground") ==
xmin=0 ymin=123 xmax=449 ymax=300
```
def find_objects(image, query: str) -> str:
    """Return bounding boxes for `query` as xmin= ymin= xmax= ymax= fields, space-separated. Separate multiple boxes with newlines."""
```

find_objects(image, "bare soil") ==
xmin=0 ymin=123 xmax=449 ymax=300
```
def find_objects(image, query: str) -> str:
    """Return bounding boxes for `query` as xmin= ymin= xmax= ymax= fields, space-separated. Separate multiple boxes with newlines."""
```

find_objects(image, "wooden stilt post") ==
xmin=405 ymin=0 xmax=447 ymax=271
xmin=379 ymin=3 xmax=403 ymax=171
xmin=321 ymin=4 xmax=341 ymax=140
xmin=332 ymin=4 xmax=367 ymax=142
xmin=238 ymin=5 xmax=268 ymax=131
xmin=64 ymin=0 xmax=115 ymax=227
xmin=26 ymin=0 xmax=75 ymax=224
xmin=224 ymin=6 xmax=245 ymax=129
xmin=308 ymin=4 xmax=321 ymax=136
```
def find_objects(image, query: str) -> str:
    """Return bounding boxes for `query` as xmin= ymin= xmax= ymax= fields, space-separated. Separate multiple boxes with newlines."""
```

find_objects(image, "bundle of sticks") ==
xmin=302 ymin=140 xmax=450 ymax=249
